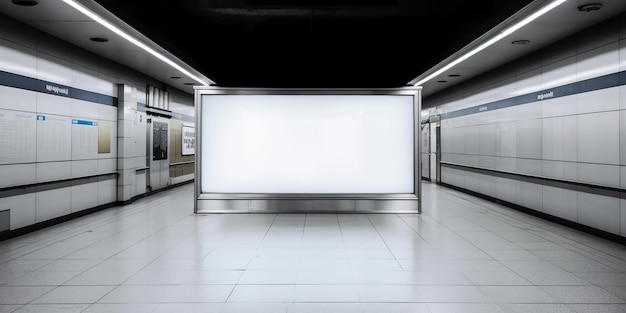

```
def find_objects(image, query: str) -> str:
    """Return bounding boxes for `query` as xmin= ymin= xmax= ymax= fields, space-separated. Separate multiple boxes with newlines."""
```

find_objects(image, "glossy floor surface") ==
xmin=1 ymin=182 xmax=625 ymax=312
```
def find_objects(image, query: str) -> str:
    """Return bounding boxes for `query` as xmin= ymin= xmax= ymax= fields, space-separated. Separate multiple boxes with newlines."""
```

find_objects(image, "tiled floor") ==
xmin=1 ymin=181 xmax=625 ymax=312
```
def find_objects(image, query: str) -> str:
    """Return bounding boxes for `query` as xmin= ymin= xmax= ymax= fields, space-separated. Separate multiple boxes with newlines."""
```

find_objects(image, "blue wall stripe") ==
xmin=441 ymin=71 xmax=626 ymax=120
xmin=0 ymin=70 xmax=117 ymax=107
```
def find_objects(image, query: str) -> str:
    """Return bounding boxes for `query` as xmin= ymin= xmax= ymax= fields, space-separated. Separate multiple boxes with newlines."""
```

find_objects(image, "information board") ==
xmin=0 ymin=109 xmax=36 ymax=164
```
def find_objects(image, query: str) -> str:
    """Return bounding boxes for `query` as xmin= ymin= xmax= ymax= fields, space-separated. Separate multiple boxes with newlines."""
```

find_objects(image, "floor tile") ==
xmin=0 ymin=182 xmax=625 ymax=311
xmin=32 ymin=286 xmax=115 ymax=304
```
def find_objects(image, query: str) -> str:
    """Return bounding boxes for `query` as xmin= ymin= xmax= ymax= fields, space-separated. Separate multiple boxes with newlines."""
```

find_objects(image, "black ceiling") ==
xmin=93 ymin=0 xmax=534 ymax=88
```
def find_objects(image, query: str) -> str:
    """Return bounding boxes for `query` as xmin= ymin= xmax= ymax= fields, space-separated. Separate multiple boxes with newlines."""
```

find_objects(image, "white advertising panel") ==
xmin=201 ymin=94 xmax=414 ymax=194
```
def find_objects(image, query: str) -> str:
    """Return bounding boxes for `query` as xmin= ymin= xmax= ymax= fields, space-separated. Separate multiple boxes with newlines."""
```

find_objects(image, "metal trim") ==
xmin=194 ymin=87 xmax=422 ymax=213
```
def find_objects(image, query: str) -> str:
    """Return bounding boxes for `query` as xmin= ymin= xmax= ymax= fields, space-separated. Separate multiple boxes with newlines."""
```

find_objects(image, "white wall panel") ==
xmin=71 ymin=100 xmax=100 ymax=120
xmin=36 ymin=53 xmax=73 ymax=86
xmin=576 ymin=43 xmax=619 ymax=81
xmin=71 ymin=160 xmax=99 ymax=178
xmin=98 ymin=72 xmax=118 ymax=98
xmin=71 ymin=182 xmax=99 ymax=213
xmin=491 ymin=76 xmax=518 ymax=101
xmin=621 ymin=166 xmax=626 ymax=189
xmin=541 ymin=96 xmax=577 ymax=118
xmin=477 ymin=172 xmax=496 ymax=197
xmin=496 ymin=122 xmax=517 ymax=157
xmin=36 ymin=93 xmax=71 ymax=116
xmin=35 ymin=188 xmax=71 ymax=222
xmin=577 ymin=163 xmax=620 ymax=187
xmin=516 ymin=119 xmax=542 ymax=159
xmin=542 ymin=115 xmax=577 ymax=161
xmin=516 ymin=158 xmax=543 ymax=177
xmin=542 ymin=160 xmax=578 ymax=182
xmin=479 ymin=155 xmax=497 ymax=169
xmin=621 ymin=110 xmax=626 ymax=165
xmin=622 ymin=198 xmax=626 ymax=236
xmin=441 ymin=152 xmax=453 ymax=163
xmin=517 ymin=181 xmax=542 ymax=211
xmin=513 ymin=68 xmax=542 ymax=97
xmin=463 ymin=126 xmax=480 ymax=155
xmin=577 ymin=192 xmax=620 ymax=235
xmin=0 ymin=39 xmax=37 ymax=78
xmin=542 ymin=185 xmax=577 ymax=221
xmin=496 ymin=156 xmax=517 ymax=173
xmin=36 ymin=162 xmax=71 ymax=183
xmin=620 ymin=40 xmax=626 ymax=73
xmin=4 ymin=194 xmax=36 ymax=230
xmin=449 ymin=127 xmax=464 ymax=154
xmin=478 ymin=123 xmax=496 ymax=156
xmin=73 ymin=63 xmax=102 ymax=92
xmin=136 ymin=170 xmax=147 ymax=196
xmin=464 ymin=155 xmax=480 ymax=167
xmin=441 ymin=166 xmax=462 ymax=188
xmin=0 ymin=86 xmax=36 ymax=112
xmin=97 ymin=178 xmax=117 ymax=205
xmin=98 ymin=105 xmax=117 ymax=121
xmin=542 ymin=56 xmax=577 ymax=90
xmin=97 ymin=158 xmax=117 ymax=173
xmin=495 ymin=177 xmax=518 ymax=204
xmin=621 ymin=85 xmax=626 ymax=110
xmin=577 ymin=87 xmax=619 ymax=115
xmin=577 ymin=111 xmax=619 ymax=165
xmin=0 ymin=164 xmax=36 ymax=188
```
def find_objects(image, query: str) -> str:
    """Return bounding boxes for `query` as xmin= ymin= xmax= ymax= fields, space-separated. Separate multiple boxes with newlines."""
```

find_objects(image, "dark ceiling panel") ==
xmin=94 ymin=0 xmax=534 ymax=88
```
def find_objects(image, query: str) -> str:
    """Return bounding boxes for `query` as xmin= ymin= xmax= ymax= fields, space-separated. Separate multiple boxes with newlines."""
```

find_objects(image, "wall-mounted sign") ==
xmin=182 ymin=125 xmax=195 ymax=155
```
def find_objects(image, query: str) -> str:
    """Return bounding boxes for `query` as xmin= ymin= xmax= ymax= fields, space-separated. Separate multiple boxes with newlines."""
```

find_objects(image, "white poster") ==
xmin=182 ymin=125 xmax=195 ymax=155
xmin=71 ymin=118 xmax=98 ymax=160
xmin=0 ymin=109 xmax=36 ymax=164
xmin=36 ymin=114 xmax=71 ymax=162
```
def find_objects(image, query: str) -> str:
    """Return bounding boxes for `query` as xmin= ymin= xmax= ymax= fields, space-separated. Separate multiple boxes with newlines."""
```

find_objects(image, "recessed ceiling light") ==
xmin=90 ymin=37 xmax=109 ymax=42
xmin=512 ymin=39 xmax=530 ymax=45
xmin=437 ymin=80 xmax=448 ymax=83
xmin=578 ymin=3 xmax=602 ymax=12
xmin=12 ymin=0 xmax=38 ymax=6
xmin=170 ymin=76 xmax=181 ymax=79
xmin=447 ymin=74 xmax=461 ymax=77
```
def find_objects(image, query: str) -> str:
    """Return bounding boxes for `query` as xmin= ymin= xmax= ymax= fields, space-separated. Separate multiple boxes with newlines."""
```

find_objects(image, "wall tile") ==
xmin=542 ymin=115 xmax=577 ymax=162
xmin=578 ymin=163 xmax=620 ymax=187
xmin=576 ymin=42 xmax=620 ymax=81
xmin=71 ymin=182 xmax=99 ymax=213
xmin=0 ymin=39 xmax=37 ymax=78
xmin=4 ymin=193 xmax=36 ymax=230
xmin=517 ymin=181 xmax=543 ymax=211
xmin=542 ymin=185 xmax=578 ymax=221
xmin=577 ymin=111 xmax=619 ymax=165
xmin=0 ymin=164 xmax=36 ymax=188
xmin=542 ymin=160 xmax=578 ymax=182
xmin=35 ymin=188 xmax=71 ymax=222
xmin=0 ymin=86 xmax=37 ymax=112
xmin=578 ymin=192 xmax=620 ymax=235
xmin=516 ymin=119 xmax=543 ymax=159
xmin=36 ymin=162 xmax=71 ymax=183
xmin=576 ymin=87 xmax=619 ymax=115
xmin=98 ymin=178 xmax=117 ymax=205
xmin=36 ymin=52 xmax=73 ymax=86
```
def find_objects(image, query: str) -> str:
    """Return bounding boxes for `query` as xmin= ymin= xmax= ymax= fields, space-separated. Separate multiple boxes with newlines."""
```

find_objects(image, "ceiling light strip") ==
xmin=413 ymin=0 xmax=567 ymax=87
xmin=62 ymin=0 xmax=209 ymax=86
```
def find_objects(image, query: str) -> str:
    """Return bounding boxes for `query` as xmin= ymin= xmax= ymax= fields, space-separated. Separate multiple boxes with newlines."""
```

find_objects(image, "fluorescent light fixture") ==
xmin=62 ymin=0 xmax=209 ymax=86
xmin=413 ymin=0 xmax=567 ymax=86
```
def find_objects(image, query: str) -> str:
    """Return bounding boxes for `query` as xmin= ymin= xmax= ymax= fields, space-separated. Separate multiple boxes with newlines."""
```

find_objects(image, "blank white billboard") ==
xmin=200 ymin=94 xmax=415 ymax=194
